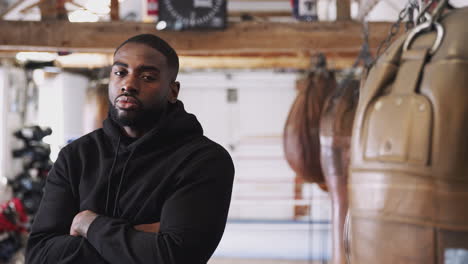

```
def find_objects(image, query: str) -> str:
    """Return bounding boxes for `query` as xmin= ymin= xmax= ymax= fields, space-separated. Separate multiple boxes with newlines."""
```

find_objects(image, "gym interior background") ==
xmin=0 ymin=0 xmax=466 ymax=263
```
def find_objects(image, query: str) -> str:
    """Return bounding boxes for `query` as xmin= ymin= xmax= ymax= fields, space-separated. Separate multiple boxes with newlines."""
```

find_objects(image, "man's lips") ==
xmin=115 ymin=95 xmax=141 ymax=110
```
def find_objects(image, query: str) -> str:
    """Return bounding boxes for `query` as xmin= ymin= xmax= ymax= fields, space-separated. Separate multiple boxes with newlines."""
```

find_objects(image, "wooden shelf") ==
xmin=0 ymin=20 xmax=395 ymax=69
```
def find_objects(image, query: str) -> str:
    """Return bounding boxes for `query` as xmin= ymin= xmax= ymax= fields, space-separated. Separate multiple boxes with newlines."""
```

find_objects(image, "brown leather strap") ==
xmin=392 ymin=48 xmax=430 ymax=95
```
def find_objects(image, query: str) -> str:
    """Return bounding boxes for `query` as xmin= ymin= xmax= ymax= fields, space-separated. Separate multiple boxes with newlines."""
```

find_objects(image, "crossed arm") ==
xmin=69 ymin=210 xmax=160 ymax=237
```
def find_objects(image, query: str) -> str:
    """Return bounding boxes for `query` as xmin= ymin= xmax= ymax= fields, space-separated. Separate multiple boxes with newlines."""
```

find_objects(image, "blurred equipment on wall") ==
xmin=0 ymin=198 xmax=28 ymax=263
xmin=291 ymin=0 xmax=318 ymax=21
xmin=144 ymin=0 xmax=159 ymax=22
xmin=9 ymin=126 xmax=52 ymax=217
xmin=83 ymin=82 xmax=109 ymax=134
xmin=0 ymin=125 xmax=52 ymax=262
xmin=158 ymin=0 xmax=227 ymax=30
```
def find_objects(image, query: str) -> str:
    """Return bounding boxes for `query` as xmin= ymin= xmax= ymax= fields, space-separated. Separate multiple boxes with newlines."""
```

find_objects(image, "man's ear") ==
xmin=168 ymin=81 xmax=180 ymax=103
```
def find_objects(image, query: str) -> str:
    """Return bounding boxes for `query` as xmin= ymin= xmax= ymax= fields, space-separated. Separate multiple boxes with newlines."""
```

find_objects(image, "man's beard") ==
xmin=108 ymin=100 xmax=166 ymax=128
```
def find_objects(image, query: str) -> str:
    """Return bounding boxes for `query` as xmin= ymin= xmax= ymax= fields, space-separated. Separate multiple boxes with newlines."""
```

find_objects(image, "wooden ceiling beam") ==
xmin=337 ymin=0 xmax=351 ymax=21
xmin=179 ymin=55 xmax=356 ymax=70
xmin=0 ymin=20 xmax=393 ymax=55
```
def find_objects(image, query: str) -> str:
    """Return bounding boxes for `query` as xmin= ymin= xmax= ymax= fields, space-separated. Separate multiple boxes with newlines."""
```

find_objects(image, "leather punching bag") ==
xmin=348 ymin=5 xmax=468 ymax=264
xmin=320 ymin=78 xmax=359 ymax=264
xmin=284 ymin=58 xmax=336 ymax=184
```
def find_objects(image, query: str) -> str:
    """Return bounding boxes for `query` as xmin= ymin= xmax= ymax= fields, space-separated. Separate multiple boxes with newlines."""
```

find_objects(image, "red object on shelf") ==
xmin=147 ymin=0 xmax=159 ymax=16
xmin=0 ymin=198 xmax=28 ymax=233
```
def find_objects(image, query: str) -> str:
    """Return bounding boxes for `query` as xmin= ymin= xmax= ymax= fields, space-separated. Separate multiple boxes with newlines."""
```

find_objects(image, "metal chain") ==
xmin=417 ymin=0 xmax=436 ymax=23
xmin=339 ymin=20 xmax=372 ymax=87
xmin=353 ymin=21 xmax=372 ymax=69
xmin=431 ymin=0 xmax=449 ymax=22
xmin=375 ymin=1 xmax=419 ymax=59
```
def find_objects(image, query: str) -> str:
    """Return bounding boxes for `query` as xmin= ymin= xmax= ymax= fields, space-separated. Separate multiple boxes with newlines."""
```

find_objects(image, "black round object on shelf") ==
xmin=158 ymin=0 xmax=227 ymax=30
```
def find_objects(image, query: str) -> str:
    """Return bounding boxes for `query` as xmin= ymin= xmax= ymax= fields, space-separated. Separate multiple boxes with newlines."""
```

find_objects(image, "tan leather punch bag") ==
xmin=348 ymin=6 xmax=468 ymax=264
xmin=284 ymin=61 xmax=336 ymax=184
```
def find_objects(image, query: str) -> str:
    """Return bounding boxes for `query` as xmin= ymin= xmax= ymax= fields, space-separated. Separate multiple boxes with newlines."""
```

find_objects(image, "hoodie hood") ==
xmin=102 ymin=100 xmax=203 ymax=151
xmin=101 ymin=100 xmax=204 ymax=216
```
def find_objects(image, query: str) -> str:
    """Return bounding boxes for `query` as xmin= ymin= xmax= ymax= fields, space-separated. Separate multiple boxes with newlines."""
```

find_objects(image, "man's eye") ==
xmin=141 ymin=75 xmax=157 ymax=81
xmin=114 ymin=71 xmax=126 ymax=76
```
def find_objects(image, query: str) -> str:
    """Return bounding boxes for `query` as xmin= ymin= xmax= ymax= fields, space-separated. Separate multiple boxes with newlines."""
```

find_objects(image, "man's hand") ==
xmin=134 ymin=222 xmax=160 ymax=233
xmin=70 ymin=210 xmax=98 ymax=238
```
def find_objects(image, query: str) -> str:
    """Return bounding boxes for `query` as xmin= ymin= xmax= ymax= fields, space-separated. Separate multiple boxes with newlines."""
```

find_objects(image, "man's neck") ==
xmin=121 ymin=126 xmax=151 ymax=138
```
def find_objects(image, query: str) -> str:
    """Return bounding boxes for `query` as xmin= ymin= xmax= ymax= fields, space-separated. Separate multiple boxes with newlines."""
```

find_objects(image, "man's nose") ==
xmin=121 ymin=75 xmax=139 ymax=93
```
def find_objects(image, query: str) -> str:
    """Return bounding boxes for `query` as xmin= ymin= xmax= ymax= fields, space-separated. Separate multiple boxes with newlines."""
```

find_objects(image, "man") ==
xmin=26 ymin=34 xmax=235 ymax=264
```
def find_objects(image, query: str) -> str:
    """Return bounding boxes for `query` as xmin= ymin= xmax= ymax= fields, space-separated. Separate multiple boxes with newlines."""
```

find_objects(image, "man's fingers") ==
xmin=70 ymin=229 xmax=79 ymax=236
xmin=70 ymin=215 xmax=78 ymax=236
xmin=69 ymin=210 xmax=98 ymax=238
xmin=134 ymin=222 xmax=160 ymax=233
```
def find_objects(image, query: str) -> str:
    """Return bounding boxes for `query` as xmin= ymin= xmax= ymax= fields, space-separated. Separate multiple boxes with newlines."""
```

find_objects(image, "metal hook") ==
xmin=311 ymin=53 xmax=327 ymax=71
xmin=403 ymin=13 xmax=444 ymax=55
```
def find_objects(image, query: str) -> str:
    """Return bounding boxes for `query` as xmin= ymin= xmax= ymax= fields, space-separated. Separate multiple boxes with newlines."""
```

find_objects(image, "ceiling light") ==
xmin=55 ymin=53 xmax=113 ymax=68
xmin=69 ymin=9 xmax=100 ymax=22
xmin=16 ymin=52 xmax=57 ymax=62
xmin=85 ymin=0 xmax=111 ymax=15
xmin=156 ymin=21 xmax=167 ymax=30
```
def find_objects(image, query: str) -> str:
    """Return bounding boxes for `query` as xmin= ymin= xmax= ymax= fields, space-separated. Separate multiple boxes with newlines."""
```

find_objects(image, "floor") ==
xmin=5 ymin=255 xmax=324 ymax=264
xmin=209 ymin=259 xmax=326 ymax=264
xmin=5 ymin=247 xmax=325 ymax=264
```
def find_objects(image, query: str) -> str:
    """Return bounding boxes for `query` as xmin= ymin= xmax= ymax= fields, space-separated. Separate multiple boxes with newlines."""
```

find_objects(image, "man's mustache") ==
xmin=115 ymin=93 xmax=143 ymax=106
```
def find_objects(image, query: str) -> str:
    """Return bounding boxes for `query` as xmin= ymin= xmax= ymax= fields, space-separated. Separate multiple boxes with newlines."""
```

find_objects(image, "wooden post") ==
xmin=337 ymin=0 xmax=351 ymax=21
xmin=110 ymin=0 xmax=119 ymax=21
xmin=38 ymin=0 xmax=68 ymax=21
xmin=56 ymin=0 xmax=68 ymax=20
xmin=38 ymin=0 xmax=56 ymax=21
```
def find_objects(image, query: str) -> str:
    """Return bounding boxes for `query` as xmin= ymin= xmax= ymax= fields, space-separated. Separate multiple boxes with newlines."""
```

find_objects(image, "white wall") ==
xmin=178 ymin=70 xmax=331 ymax=260
xmin=37 ymin=71 xmax=89 ymax=161
xmin=178 ymin=70 xmax=331 ymax=220
xmin=0 ymin=67 xmax=11 ymax=201
xmin=0 ymin=68 xmax=8 ymax=184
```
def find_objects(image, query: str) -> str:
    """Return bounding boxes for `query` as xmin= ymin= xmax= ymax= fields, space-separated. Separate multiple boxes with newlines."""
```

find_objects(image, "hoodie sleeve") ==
xmin=26 ymin=148 xmax=108 ymax=264
xmin=85 ymin=146 xmax=235 ymax=264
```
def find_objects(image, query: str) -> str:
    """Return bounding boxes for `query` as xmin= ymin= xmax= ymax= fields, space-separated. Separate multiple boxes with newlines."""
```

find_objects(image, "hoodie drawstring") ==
xmin=112 ymin=148 xmax=136 ymax=217
xmin=105 ymin=136 xmax=121 ymax=216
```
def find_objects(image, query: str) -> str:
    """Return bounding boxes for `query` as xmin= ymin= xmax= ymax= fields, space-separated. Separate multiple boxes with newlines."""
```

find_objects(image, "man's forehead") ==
xmin=113 ymin=42 xmax=167 ymax=66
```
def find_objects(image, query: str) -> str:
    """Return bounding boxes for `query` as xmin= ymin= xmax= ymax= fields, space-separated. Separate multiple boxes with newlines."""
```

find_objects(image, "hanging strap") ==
xmin=392 ymin=48 xmax=429 ymax=95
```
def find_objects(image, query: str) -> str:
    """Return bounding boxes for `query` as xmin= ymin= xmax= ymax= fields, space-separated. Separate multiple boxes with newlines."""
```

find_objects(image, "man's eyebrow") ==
xmin=112 ymin=61 xmax=128 ymax=68
xmin=136 ymin=65 xmax=160 ymax=73
xmin=112 ymin=62 xmax=160 ymax=73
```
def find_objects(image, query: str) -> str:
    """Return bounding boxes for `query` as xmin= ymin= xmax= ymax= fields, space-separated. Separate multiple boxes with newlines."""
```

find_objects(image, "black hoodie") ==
xmin=26 ymin=101 xmax=235 ymax=264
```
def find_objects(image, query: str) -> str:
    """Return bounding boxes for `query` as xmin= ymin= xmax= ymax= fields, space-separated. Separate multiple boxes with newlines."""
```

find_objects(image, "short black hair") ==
xmin=115 ymin=34 xmax=179 ymax=79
